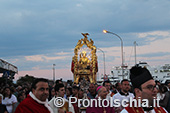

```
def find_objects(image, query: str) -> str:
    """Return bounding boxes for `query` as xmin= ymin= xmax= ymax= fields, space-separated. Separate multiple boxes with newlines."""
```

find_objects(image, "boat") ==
xmin=100 ymin=62 xmax=170 ymax=84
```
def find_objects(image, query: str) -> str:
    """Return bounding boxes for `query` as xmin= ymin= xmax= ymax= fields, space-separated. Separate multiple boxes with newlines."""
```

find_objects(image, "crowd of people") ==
xmin=0 ymin=66 xmax=170 ymax=113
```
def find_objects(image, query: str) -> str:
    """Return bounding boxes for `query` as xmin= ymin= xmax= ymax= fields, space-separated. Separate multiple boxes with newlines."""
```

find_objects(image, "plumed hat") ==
xmin=130 ymin=66 xmax=153 ymax=88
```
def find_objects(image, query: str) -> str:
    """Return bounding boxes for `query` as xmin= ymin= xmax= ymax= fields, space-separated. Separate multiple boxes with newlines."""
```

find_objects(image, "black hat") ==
xmin=130 ymin=66 xmax=153 ymax=88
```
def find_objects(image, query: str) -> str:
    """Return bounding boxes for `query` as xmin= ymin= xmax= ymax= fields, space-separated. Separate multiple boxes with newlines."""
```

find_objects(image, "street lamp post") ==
xmin=103 ymin=30 xmax=124 ymax=79
xmin=53 ymin=64 xmax=56 ymax=83
xmin=97 ymin=48 xmax=106 ymax=75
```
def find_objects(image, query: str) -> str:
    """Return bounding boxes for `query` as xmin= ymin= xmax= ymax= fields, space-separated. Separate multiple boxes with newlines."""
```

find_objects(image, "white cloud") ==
xmin=138 ymin=31 xmax=170 ymax=38
xmin=55 ymin=51 xmax=71 ymax=55
xmin=25 ymin=54 xmax=70 ymax=62
xmin=25 ymin=55 xmax=44 ymax=62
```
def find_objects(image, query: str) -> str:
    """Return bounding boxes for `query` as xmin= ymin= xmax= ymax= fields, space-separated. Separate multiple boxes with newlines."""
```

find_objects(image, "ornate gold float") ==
xmin=71 ymin=33 xmax=98 ymax=84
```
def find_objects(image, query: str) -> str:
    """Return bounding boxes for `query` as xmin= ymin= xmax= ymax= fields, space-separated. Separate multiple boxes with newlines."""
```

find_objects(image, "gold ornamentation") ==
xmin=71 ymin=33 xmax=98 ymax=84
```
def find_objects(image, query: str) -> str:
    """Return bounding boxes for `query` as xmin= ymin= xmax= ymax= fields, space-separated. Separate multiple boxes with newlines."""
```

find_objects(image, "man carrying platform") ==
xmin=121 ymin=66 xmax=168 ymax=113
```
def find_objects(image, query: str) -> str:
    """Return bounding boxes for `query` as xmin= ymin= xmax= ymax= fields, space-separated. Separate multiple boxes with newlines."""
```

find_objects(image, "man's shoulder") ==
xmin=15 ymin=96 xmax=34 ymax=113
xmin=11 ymin=94 xmax=17 ymax=98
xmin=128 ymin=92 xmax=134 ymax=97
xmin=19 ymin=96 xmax=34 ymax=106
xmin=113 ymin=92 xmax=120 ymax=97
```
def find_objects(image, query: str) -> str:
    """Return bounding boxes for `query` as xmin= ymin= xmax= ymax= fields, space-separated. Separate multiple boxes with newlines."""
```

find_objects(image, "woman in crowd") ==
xmin=2 ymin=87 xmax=17 ymax=113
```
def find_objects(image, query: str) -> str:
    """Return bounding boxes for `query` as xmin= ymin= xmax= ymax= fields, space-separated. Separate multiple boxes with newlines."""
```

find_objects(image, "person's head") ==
xmin=3 ymin=87 xmax=12 ymax=99
xmin=55 ymin=79 xmax=62 ymax=86
xmin=158 ymin=84 xmax=168 ymax=94
xmin=16 ymin=86 xmax=22 ymax=92
xmin=17 ymin=91 xmax=26 ymax=103
xmin=111 ymin=85 xmax=116 ymax=91
xmin=51 ymin=88 xmax=55 ymax=97
xmin=103 ymin=80 xmax=111 ymax=92
xmin=31 ymin=78 xmax=49 ymax=102
xmin=88 ymin=83 xmax=96 ymax=95
xmin=115 ymin=82 xmax=122 ymax=91
xmin=130 ymin=66 xmax=158 ymax=106
xmin=66 ymin=87 xmax=72 ymax=97
xmin=166 ymin=82 xmax=170 ymax=90
xmin=55 ymin=83 xmax=65 ymax=97
xmin=121 ymin=79 xmax=130 ymax=93
xmin=78 ymin=89 xmax=84 ymax=99
xmin=94 ymin=83 xmax=98 ymax=89
xmin=97 ymin=86 xmax=107 ymax=99
xmin=72 ymin=85 xmax=79 ymax=97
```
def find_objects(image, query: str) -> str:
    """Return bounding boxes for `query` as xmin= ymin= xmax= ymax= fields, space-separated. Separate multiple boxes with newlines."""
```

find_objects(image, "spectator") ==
xmin=13 ymin=91 xmax=26 ymax=112
xmin=115 ymin=82 xmax=121 ymax=93
xmin=111 ymin=85 xmax=117 ymax=94
xmin=2 ymin=87 xmax=17 ymax=113
xmin=0 ymin=94 xmax=8 ymax=113
xmin=48 ymin=87 xmax=55 ymax=101
xmin=66 ymin=87 xmax=72 ymax=99
xmin=72 ymin=85 xmax=79 ymax=97
xmin=157 ymin=84 xmax=170 ymax=108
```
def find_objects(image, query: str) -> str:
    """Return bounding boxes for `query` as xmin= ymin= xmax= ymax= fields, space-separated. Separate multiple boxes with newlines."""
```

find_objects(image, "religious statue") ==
xmin=78 ymin=51 xmax=90 ymax=70
xmin=71 ymin=33 xmax=98 ymax=84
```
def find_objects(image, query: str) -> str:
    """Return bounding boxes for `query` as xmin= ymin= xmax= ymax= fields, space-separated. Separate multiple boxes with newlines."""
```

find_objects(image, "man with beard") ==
xmin=121 ymin=66 xmax=168 ymax=113
xmin=113 ymin=79 xmax=134 ymax=113
xmin=48 ymin=83 xmax=75 ymax=113
xmin=15 ymin=78 xmax=53 ymax=113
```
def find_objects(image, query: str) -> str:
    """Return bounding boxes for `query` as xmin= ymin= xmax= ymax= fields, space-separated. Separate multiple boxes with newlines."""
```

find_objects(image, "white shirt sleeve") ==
xmin=11 ymin=94 xmax=18 ymax=103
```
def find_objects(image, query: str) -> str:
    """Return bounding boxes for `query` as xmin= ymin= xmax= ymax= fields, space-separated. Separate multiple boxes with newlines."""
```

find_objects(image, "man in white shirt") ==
xmin=113 ymin=79 xmax=134 ymax=113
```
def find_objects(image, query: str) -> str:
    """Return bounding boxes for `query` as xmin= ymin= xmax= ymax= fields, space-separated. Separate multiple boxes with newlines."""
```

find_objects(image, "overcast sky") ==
xmin=0 ymin=0 xmax=170 ymax=81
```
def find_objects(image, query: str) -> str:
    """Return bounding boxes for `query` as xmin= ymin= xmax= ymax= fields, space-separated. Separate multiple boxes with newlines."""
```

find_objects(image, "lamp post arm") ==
xmin=103 ymin=30 xmax=124 ymax=79
xmin=107 ymin=31 xmax=124 ymax=67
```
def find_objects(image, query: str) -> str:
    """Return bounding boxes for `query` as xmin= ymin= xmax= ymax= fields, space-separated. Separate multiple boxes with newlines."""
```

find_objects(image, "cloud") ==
xmin=25 ymin=54 xmax=69 ymax=62
xmin=138 ymin=31 xmax=170 ymax=38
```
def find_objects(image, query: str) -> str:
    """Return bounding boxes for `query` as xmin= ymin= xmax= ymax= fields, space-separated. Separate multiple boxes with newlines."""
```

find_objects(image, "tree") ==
xmin=16 ymin=74 xmax=35 ymax=86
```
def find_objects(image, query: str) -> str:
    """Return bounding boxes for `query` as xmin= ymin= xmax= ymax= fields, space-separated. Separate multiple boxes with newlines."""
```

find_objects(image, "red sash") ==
xmin=125 ymin=105 xmax=166 ymax=113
